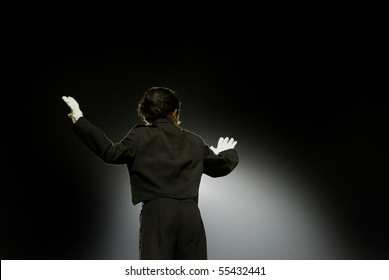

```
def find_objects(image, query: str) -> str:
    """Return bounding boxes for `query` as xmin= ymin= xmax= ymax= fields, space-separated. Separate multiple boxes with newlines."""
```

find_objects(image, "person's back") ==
xmin=125 ymin=119 xmax=209 ymax=205
xmin=62 ymin=86 xmax=239 ymax=259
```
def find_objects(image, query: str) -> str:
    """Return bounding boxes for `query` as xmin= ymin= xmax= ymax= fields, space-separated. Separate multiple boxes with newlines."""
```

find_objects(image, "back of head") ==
xmin=137 ymin=86 xmax=182 ymax=126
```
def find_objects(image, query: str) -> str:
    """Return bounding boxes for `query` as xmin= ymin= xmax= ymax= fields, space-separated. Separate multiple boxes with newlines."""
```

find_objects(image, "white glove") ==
xmin=210 ymin=137 xmax=237 ymax=155
xmin=62 ymin=96 xmax=83 ymax=123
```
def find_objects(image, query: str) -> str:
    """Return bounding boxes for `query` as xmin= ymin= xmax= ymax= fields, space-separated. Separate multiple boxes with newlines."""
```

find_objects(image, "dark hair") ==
xmin=137 ymin=87 xmax=182 ymax=125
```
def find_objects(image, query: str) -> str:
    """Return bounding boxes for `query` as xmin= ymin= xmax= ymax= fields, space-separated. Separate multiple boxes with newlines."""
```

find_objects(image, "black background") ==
xmin=2 ymin=3 xmax=389 ymax=259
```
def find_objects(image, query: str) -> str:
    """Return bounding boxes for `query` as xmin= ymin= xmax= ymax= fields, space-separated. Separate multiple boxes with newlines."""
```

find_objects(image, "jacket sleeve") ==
xmin=71 ymin=117 xmax=137 ymax=165
xmin=203 ymin=146 xmax=239 ymax=177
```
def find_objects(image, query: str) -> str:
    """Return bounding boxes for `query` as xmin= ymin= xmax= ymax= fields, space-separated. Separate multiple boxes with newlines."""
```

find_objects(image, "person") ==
xmin=62 ymin=86 xmax=239 ymax=260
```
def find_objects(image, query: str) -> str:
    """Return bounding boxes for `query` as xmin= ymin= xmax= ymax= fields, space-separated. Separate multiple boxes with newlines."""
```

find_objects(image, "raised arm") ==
xmin=61 ymin=96 xmax=135 ymax=164
xmin=204 ymin=136 xmax=239 ymax=177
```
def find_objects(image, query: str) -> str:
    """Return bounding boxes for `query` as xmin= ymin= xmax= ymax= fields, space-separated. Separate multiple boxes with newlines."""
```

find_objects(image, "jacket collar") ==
xmin=153 ymin=118 xmax=172 ymax=124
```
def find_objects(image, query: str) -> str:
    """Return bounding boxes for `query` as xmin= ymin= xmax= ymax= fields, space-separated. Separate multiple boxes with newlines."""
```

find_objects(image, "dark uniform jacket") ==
xmin=72 ymin=117 xmax=239 ymax=205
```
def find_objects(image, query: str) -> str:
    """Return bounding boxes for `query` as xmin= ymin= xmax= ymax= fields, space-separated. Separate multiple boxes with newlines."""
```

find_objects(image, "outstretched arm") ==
xmin=61 ymin=96 xmax=135 ymax=164
xmin=62 ymin=96 xmax=83 ymax=123
xmin=203 ymin=136 xmax=239 ymax=177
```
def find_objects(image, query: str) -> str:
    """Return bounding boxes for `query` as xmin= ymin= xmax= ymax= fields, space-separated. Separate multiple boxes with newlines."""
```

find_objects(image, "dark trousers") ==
xmin=139 ymin=197 xmax=207 ymax=260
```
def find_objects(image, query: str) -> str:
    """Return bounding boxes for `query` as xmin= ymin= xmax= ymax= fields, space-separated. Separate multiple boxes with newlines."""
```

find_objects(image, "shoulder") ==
xmin=123 ymin=123 xmax=150 ymax=137
xmin=181 ymin=128 xmax=206 ymax=144
xmin=133 ymin=123 xmax=149 ymax=129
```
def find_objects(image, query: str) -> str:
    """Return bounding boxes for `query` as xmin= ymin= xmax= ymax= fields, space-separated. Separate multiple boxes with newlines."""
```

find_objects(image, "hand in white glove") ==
xmin=62 ymin=96 xmax=83 ymax=123
xmin=210 ymin=137 xmax=237 ymax=155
